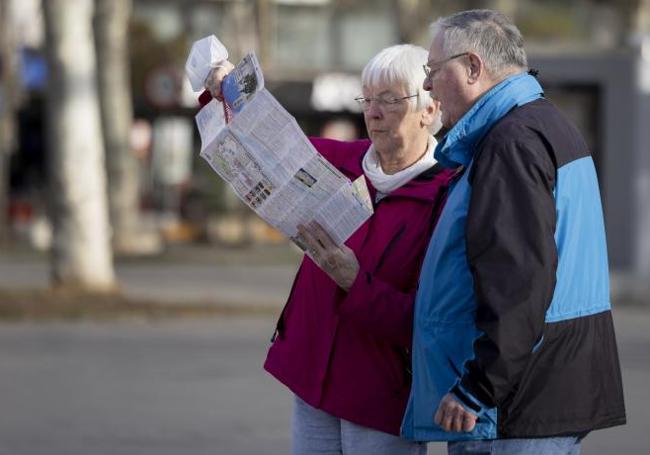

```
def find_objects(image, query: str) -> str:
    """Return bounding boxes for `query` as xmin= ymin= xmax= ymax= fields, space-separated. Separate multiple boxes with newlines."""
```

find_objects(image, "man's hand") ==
xmin=204 ymin=60 xmax=235 ymax=100
xmin=297 ymin=222 xmax=359 ymax=292
xmin=434 ymin=393 xmax=477 ymax=433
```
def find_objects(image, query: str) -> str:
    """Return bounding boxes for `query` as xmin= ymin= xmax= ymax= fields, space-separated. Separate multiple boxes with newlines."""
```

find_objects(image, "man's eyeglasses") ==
xmin=354 ymin=94 xmax=418 ymax=111
xmin=423 ymin=52 xmax=469 ymax=79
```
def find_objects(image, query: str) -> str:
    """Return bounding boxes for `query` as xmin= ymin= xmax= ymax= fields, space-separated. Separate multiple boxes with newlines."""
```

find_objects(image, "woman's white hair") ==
xmin=361 ymin=44 xmax=442 ymax=134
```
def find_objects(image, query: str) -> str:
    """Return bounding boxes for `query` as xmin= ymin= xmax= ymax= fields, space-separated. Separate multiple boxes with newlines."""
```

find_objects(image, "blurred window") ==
xmin=188 ymin=5 xmax=225 ymax=43
xmin=336 ymin=10 xmax=397 ymax=70
xmin=271 ymin=0 xmax=397 ymax=72
xmin=272 ymin=5 xmax=331 ymax=70
xmin=134 ymin=3 xmax=183 ymax=41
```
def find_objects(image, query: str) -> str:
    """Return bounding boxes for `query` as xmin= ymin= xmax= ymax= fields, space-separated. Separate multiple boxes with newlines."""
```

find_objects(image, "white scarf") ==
xmin=362 ymin=135 xmax=438 ymax=195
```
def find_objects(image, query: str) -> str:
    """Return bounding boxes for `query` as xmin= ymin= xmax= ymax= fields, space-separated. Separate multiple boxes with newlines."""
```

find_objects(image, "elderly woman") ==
xmin=203 ymin=44 xmax=454 ymax=454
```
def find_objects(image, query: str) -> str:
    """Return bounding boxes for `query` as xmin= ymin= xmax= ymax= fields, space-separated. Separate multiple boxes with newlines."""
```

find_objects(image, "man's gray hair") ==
xmin=430 ymin=9 xmax=528 ymax=78
xmin=362 ymin=44 xmax=442 ymax=134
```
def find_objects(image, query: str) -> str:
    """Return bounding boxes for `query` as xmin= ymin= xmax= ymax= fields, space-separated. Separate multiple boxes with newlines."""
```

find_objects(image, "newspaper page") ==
xmin=196 ymin=54 xmax=373 ymax=247
xmin=195 ymin=97 xmax=226 ymax=145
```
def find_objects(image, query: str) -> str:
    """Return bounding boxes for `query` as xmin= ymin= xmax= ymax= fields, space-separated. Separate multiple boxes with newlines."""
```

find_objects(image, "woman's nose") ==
xmin=365 ymin=101 xmax=382 ymax=117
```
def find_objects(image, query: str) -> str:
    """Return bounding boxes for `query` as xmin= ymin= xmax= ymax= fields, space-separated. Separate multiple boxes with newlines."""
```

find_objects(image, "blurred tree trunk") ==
xmin=489 ymin=0 xmax=517 ymax=18
xmin=43 ymin=0 xmax=116 ymax=291
xmin=623 ymin=0 xmax=649 ymax=37
xmin=0 ymin=1 xmax=19 ymax=244
xmin=94 ymin=0 xmax=158 ymax=255
xmin=639 ymin=0 xmax=650 ymax=33
xmin=255 ymin=0 xmax=271 ymax=66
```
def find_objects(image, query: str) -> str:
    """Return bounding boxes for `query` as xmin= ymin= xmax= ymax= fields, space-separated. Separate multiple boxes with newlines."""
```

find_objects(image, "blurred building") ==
xmin=4 ymin=0 xmax=650 ymax=292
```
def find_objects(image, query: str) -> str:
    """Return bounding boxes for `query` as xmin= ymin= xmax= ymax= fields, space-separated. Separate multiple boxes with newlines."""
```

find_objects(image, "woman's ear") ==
xmin=420 ymin=99 xmax=440 ymax=127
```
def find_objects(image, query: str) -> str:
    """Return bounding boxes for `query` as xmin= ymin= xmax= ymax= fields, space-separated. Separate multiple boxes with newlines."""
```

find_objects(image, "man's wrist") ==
xmin=451 ymin=382 xmax=487 ymax=417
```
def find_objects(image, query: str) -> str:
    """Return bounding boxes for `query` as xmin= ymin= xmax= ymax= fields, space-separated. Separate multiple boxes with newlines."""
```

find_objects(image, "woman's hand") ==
xmin=297 ymin=222 xmax=360 ymax=292
xmin=204 ymin=60 xmax=235 ymax=100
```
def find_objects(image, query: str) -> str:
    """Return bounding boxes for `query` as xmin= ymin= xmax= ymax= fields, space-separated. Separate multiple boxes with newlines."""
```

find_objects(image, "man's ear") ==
xmin=466 ymin=52 xmax=483 ymax=84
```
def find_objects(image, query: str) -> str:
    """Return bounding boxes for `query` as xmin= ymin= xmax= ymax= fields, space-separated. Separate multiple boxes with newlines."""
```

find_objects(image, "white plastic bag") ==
xmin=185 ymin=35 xmax=229 ymax=92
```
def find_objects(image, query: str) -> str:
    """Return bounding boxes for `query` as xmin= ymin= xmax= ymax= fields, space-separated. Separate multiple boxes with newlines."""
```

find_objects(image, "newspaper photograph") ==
xmin=221 ymin=52 xmax=264 ymax=114
xmin=194 ymin=52 xmax=373 ymax=247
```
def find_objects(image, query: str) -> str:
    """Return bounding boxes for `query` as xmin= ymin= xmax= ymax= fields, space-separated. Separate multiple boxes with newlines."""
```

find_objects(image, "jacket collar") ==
xmin=388 ymin=163 xmax=455 ymax=201
xmin=434 ymin=72 xmax=544 ymax=168
xmin=336 ymin=140 xmax=453 ymax=203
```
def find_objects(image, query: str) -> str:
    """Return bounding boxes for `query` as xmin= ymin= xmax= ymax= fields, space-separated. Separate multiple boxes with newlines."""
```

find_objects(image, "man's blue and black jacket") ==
xmin=402 ymin=74 xmax=626 ymax=441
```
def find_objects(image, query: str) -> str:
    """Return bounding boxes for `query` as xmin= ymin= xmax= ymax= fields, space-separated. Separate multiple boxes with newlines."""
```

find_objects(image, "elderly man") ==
xmin=402 ymin=9 xmax=626 ymax=455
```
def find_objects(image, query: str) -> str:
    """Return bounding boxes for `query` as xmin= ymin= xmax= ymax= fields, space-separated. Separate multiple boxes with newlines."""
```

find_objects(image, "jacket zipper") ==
xmin=373 ymin=224 xmax=406 ymax=275
xmin=270 ymin=266 xmax=303 ymax=342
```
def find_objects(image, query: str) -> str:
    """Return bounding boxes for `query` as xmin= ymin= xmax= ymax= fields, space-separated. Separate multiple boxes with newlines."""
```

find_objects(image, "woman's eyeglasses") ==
xmin=354 ymin=94 xmax=418 ymax=111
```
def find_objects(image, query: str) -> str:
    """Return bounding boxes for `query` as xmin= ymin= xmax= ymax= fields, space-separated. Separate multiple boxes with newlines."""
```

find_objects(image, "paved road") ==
xmin=0 ymin=306 xmax=648 ymax=455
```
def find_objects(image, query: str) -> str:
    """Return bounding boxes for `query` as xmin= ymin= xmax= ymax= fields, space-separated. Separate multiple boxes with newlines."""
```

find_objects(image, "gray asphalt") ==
xmin=0 ymin=306 xmax=648 ymax=455
xmin=0 ymin=318 xmax=290 ymax=455
xmin=0 ymin=248 xmax=648 ymax=453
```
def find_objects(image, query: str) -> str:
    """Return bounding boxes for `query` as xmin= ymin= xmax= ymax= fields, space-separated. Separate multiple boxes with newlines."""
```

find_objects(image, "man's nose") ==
xmin=423 ymin=76 xmax=432 ymax=92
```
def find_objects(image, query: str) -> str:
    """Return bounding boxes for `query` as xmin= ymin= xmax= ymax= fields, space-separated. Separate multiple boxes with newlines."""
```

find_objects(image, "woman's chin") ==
xmin=370 ymin=134 xmax=390 ymax=148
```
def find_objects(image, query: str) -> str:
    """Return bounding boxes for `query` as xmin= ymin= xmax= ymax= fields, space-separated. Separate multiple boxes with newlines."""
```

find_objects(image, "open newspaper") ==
xmin=194 ymin=52 xmax=373 ymax=248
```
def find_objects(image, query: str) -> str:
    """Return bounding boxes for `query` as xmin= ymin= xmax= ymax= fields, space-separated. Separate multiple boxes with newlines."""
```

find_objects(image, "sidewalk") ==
xmin=0 ymin=243 xmax=302 ymax=310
